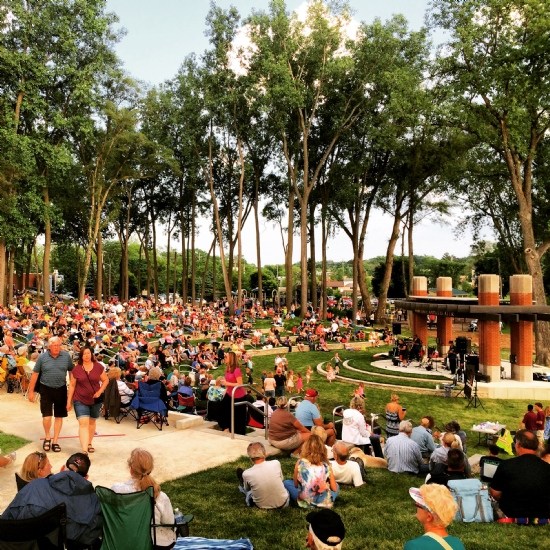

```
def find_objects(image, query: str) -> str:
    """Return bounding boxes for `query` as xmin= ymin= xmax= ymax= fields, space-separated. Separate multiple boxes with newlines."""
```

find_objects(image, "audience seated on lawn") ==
xmin=236 ymin=442 xmax=289 ymax=509
xmin=384 ymin=421 xmax=428 ymax=476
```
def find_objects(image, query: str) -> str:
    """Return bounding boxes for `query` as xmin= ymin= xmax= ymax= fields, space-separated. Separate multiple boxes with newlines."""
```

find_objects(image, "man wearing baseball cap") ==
xmin=295 ymin=388 xmax=337 ymax=445
xmin=406 ymin=484 xmax=465 ymax=549
xmin=306 ymin=508 xmax=346 ymax=550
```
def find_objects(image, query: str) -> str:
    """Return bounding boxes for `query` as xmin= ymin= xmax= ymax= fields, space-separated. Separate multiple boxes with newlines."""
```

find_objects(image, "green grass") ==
xmin=0 ymin=432 xmax=30 ymax=454
xmin=2 ymin=345 xmax=543 ymax=549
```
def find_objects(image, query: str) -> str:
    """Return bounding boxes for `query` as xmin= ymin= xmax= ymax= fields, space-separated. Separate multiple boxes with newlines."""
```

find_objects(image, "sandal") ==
xmin=52 ymin=443 xmax=61 ymax=453
xmin=87 ymin=445 xmax=95 ymax=453
xmin=43 ymin=439 xmax=51 ymax=452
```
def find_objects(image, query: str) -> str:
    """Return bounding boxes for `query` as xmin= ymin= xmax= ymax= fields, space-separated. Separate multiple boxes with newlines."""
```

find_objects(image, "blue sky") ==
xmin=104 ymin=1 xmax=475 ymax=264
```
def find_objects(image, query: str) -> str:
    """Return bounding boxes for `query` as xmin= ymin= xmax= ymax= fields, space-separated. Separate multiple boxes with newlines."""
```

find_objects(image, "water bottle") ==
xmin=174 ymin=508 xmax=183 ymax=524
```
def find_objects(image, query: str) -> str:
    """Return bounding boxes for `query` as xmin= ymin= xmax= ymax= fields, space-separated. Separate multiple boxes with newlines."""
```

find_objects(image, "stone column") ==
xmin=436 ymin=277 xmax=453 ymax=356
xmin=411 ymin=277 xmax=428 ymax=349
xmin=478 ymin=274 xmax=501 ymax=381
xmin=510 ymin=275 xmax=533 ymax=381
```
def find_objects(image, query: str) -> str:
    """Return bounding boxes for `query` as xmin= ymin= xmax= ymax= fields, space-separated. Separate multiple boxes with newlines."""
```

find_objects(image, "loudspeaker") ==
xmin=455 ymin=336 xmax=471 ymax=355
xmin=392 ymin=322 xmax=401 ymax=335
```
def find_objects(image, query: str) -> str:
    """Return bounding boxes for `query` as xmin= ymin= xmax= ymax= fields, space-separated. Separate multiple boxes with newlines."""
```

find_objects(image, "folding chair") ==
xmin=177 ymin=394 xmax=196 ymax=414
xmin=130 ymin=381 xmax=168 ymax=430
xmin=0 ymin=502 xmax=66 ymax=550
xmin=173 ymin=537 xmax=253 ymax=549
xmin=95 ymin=486 xmax=155 ymax=550
xmin=102 ymin=379 xmax=134 ymax=424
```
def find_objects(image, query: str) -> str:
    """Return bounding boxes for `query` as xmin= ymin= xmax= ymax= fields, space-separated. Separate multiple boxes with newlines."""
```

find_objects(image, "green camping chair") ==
xmin=95 ymin=486 xmax=155 ymax=550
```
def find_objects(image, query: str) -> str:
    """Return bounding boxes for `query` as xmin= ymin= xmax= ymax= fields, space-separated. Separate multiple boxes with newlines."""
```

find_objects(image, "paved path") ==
xmin=0 ymin=391 xmax=263 ymax=510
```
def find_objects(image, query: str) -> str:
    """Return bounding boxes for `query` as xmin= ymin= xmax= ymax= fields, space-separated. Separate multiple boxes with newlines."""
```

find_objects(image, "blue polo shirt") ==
xmin=34 ymin=350 xmax=74 ymax=388
xmin=295 ymin=399 xmax=320 ymax=428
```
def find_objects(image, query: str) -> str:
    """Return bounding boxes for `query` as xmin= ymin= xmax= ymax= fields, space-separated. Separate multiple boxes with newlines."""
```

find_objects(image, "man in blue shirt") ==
xmin=411 ymin=417 xmax=436 ymax=460
xmin=295 ymin=388 xmax=336 ymax=445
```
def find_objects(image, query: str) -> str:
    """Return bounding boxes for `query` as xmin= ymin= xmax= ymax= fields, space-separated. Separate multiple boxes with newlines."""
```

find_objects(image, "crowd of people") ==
xmin=2 ymin=296 xmax=550 ymax=548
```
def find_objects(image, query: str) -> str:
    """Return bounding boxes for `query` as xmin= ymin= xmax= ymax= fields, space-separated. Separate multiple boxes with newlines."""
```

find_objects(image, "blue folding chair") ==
xmin=130 ymin=381 xmax=168 ymax=431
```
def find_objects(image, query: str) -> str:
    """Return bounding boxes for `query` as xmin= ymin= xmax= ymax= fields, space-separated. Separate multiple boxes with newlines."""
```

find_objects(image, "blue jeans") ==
xmin=283 ymin=479 xmax=339 ymax=506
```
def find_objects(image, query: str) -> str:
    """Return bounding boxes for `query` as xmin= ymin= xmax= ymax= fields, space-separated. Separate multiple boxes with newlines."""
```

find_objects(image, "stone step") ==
xmin=168 ymin=411 xmax=206 ymax=430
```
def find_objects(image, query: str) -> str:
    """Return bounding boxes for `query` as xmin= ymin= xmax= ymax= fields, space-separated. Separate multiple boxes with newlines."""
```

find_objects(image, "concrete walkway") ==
xmin=0 ymin=391 xmax=266 ymax=510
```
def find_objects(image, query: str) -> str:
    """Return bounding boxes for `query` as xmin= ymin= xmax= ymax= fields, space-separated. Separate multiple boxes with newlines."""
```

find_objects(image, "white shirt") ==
xmin=111 ymin=479 xmax=176 ymax=547
xmin=330 ymin=460 xmax=364 ymax=487
xmin=342 ymin=408 xmax=371 ymax=446
xmin=242 ymin=460 xmax=289 ymax=509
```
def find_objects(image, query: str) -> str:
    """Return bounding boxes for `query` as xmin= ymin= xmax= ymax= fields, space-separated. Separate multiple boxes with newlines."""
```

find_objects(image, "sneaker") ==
xmin=236 ymin=467 xmax=244 ymax=486
xmin=8 ymin=452 xmax=16 ymax=461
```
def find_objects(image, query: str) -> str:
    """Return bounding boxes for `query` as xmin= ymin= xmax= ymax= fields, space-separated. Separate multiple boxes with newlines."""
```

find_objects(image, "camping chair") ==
xmin=96 ymin=486 xmax=155 ymax=550
xmin=0 ymin=502 xmax=66 ymax=550
xmin=102 ymin=378 xmax=134 ymax=424
xmin=177 ymin=393 xmax=196 ymax=414
xmin=130 ymin=381 xmax=168 ymax=431
xmin=332 ymin=405 xmax=345 ymax=440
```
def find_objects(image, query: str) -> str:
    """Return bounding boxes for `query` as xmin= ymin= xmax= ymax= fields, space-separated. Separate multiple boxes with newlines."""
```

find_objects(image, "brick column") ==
xmin=411 ymin=277 xmax=428 ymax=350
xmin=510 ymin=275 xmax=533 ymax=381
xmin=436 ymin=277 xmax=453 ymax=356
xmin=478 ymin=274 xmax=501 ymax=381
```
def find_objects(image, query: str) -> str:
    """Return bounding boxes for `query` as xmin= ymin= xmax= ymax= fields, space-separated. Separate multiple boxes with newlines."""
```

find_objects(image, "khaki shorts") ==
xmin=269 ymin=432 xmax=302 ymax=451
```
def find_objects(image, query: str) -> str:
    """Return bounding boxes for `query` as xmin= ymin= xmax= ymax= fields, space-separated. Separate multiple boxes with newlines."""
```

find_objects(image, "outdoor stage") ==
xmin=372 ymin=357 xmax=550 ymax=401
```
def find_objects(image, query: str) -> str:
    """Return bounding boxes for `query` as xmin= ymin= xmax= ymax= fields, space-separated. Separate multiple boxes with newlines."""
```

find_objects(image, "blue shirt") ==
xmin=295 ymin=399 xmax=320 ymax=428
xmin=34 ymin=350 xmax=74 ymax=388
xmin=411 ymin=425 xmax=436 ymax=454
xmin=384 ymin=433 xmax=422 ymax=474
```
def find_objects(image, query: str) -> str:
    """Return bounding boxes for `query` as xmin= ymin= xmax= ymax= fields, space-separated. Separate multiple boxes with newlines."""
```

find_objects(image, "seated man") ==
xmin=1 ymin=453 xmax=102 ymax=547
xmin=384 ymin=420 xmax=428 ymax=475
xmin=330 ymin=442 xmax=365 ymax=487
xmin=411 ymin=417 xmax=436 ymax=461
xmin=428 ymin=448 xmax=469 ymax=487
xmin=490 ymin=429 xmax=550 ymax=520
xmin=295 ymin=388 xmax=336 ymax=445
xmin=236 ymin=442 xmax=289 ymax=509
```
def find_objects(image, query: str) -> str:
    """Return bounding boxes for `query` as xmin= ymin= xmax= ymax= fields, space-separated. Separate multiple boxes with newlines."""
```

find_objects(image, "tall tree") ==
xmin=430 ymin=0 xmax=550 ymax=363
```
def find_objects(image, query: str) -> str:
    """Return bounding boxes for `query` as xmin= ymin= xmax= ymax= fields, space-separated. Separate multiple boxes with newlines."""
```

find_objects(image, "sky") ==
xmin=104 ymin=0 xmax=479 ymax=265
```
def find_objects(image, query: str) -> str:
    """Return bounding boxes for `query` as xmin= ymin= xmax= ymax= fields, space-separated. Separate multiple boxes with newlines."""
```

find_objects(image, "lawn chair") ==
xmin=332 ymin=405 xmax=345 ymax=440
xmin=102 ymin=378 xmax=134 ymax=424
xmin=130 ymin=381 xmax=168 ymax=430
xmin=0 ymin=502 xmax=67 ymax=550
xmin=95 ymin=486 xmax=155 ymax=550
xmin=177 ymin=393 xmax=196 ymax=414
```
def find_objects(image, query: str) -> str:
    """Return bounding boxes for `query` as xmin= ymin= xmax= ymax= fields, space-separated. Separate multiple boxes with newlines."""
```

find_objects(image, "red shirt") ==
xmin=522 ymin=410 xmax=538 ymax=431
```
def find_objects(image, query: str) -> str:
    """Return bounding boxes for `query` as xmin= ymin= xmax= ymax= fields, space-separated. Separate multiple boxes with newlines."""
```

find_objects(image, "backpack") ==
xmin=447 ymin=478 xmax=494 ymax=523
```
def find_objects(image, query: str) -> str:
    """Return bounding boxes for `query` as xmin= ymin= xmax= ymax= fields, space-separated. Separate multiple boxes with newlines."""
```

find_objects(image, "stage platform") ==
xmin=371 ymin=357 xmax=550 ymax=400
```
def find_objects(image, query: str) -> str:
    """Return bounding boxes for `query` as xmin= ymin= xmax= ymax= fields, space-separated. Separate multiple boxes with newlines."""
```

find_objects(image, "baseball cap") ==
xmin=306 ymin=509 xmax=345 ymax=546
xmin=305 ymin=388 xmax=319 ymax=398
xmin=66 ymin=453 xmax=91 ymax=477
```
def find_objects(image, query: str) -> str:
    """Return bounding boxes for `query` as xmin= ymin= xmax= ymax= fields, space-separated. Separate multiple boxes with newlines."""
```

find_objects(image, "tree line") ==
xmin=1 ymin=0 xmax=550 ymax=362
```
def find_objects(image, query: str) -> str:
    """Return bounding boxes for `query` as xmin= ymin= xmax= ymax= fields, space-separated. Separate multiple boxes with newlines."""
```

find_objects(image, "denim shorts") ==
xmin=73 ymin=401 xmax=102 ymax=419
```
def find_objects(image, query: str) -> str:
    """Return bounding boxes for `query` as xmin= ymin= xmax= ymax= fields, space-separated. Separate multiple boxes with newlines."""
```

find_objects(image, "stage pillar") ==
xmin=478 ymin=274 xmax=501 ymax=381
xmin=411 ymin=277 xmax=428 ymax=349
xmin=436 ymin=277 xmax=453 ymax=356
xmin=510 ymin=275 xmax=533 ymax=381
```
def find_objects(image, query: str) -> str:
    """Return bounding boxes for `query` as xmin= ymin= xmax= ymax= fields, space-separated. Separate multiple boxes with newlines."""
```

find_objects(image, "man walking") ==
xmin=28 ymin=336 xmax=74 ymax=453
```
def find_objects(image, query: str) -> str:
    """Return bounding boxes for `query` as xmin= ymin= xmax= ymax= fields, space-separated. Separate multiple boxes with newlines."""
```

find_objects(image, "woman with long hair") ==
xmin=218 ymin=351 xmax=248 ymax=435
xmin=385 ymin=392 xmax=406 ymax=438
xmin=284 ymin=434 xmax=339 ymax=508
xmin=67 ymin=346 xmax=108 ymax=454
xmin=111 ymin=448 xmax=176 ymax=550
xmin=18 ymin=451 xmax=53 ymax=488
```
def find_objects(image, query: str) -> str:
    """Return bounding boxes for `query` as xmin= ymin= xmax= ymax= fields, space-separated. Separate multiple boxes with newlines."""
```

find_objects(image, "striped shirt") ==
xmin=384 ymin=433 xmax=423 ymax=474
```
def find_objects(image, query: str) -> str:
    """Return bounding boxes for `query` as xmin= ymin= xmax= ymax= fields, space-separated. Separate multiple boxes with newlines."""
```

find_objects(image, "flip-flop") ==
xmin=43 ymin=439 xmax=51 ymax=452
xmin=87 ymin=445 xmax=95 ymax=453
xmin=52 ymin=443 xmax=61 ymax=452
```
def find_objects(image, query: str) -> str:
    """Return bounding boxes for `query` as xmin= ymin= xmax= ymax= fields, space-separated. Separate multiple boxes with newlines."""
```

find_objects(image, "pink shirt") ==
xmin=225 ymin=367 xmax=246 ymax=398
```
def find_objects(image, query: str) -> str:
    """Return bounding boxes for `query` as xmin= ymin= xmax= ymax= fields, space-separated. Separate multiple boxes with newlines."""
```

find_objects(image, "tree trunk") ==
xmin=285 ymin=186 xmax=295 ymax=310
xmin=299 ymin=194 xmax=309 ymax=315
xmin=309 ymin=205 xmax=317 ymax=311
xmin=320 ymin=203 xmax=328 ymax=320
xmin=7 ymin=247 xmax=15 ymax=304
xmin=236 ymin=137 xmax=245 ymax=310
xmin=253 ymin=166 xmax=263 ymax=310
xmin=191 ymin=196 xmax=196 ymax=303
xmin=42 ymin=187 xmax=51 ymax=304
xmin=407 ymin=211 xmax=414 ymax=297
xmin=0 ymin=239 xmax=6 ymax=306
xmin=96 ymin=232 xmax=103 ymax=300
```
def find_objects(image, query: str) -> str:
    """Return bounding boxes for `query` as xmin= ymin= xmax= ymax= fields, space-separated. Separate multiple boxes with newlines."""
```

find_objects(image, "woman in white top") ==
xmin=342 ymin=396 xmax=384 ymax=458
xmin=111 ymin=448 xmax=176 ymax=549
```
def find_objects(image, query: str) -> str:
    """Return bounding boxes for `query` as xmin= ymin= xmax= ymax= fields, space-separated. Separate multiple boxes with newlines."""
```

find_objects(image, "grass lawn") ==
xmin=2 ymin=343 xmax=546 ymax=549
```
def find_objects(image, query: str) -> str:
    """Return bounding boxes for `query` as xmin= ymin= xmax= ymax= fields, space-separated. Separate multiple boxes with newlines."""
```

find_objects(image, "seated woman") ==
xmin=283 ymin=434 xmax=339 ymax=508
xmin=342 ymin=396 xmax=384 ymax=458
xmin=110 ymin=367 xmax=134 ymax=405
xmin=111 ymin=448 xmax=176 ymax=550
xmin=17 ymin=451 xmax=53 ymax=489
xmin=145 ymin=366 xmax=169 ymax=407
xmin=385 ymin=393 xmax=406 ymax=438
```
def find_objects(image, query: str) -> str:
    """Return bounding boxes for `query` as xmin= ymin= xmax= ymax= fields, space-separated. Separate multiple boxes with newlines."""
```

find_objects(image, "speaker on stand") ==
xmin=392 ymin=322 xmax=401 ymax=336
